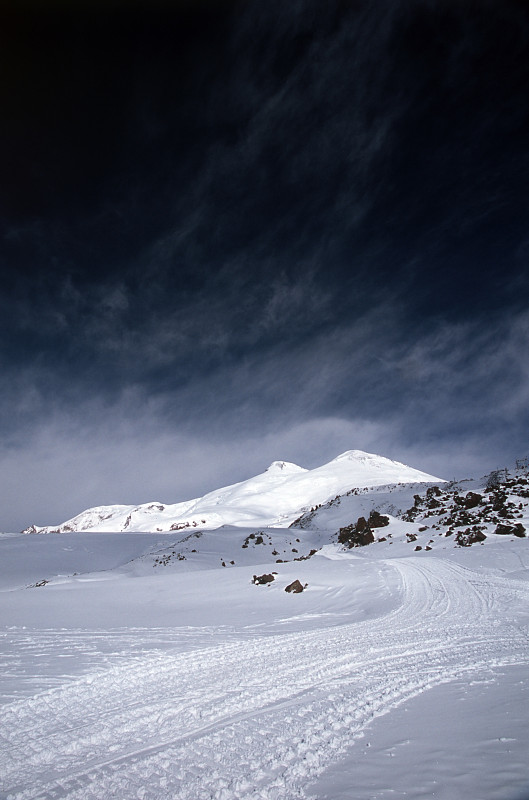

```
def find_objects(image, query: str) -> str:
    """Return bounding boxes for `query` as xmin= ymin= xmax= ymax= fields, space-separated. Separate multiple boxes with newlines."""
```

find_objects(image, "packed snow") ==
xmin=1 ymin=454 xmax=528 ymax=800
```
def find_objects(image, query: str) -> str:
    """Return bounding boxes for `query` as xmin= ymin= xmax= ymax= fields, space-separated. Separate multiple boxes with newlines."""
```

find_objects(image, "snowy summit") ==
xmin=25 ymin=449 xmax=442 ymax=534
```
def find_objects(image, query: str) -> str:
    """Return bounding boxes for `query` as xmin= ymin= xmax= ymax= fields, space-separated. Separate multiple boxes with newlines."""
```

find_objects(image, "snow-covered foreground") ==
xmin=1 ymin=527 xmax=528 ymax=800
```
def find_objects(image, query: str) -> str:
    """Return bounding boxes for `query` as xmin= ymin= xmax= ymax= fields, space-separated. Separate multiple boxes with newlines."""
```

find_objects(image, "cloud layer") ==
xmin=1 ymin=0 xmax=528 ymax=529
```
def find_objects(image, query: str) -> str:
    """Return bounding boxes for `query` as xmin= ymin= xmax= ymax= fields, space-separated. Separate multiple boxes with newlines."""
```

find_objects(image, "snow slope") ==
xmin=1 ymin=536 xmax=528 ymax=800
xmin=1 ymin=461 xmax=528 ymax=800
xmin=25 ymin=450 xmax=443 ymax=533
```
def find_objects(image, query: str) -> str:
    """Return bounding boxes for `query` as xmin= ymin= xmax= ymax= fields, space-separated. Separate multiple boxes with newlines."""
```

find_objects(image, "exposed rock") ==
xmin=491 ymin=491 xmax=507 ymax=511
xmin=356 ymin=529 xmax=375 ymax=546
xmin=398 ymin=464 xmax=528 ymax=545
xmin=170 ymin=521 xmax=191 ymax=531
xmin=22 ymin=524 xmax=39 ymax=535
xmin=338 ymin=513 xmax=381 ymax=548
xmin=243 ymin=532 xmax=268 ymax=548
xmin=494 ymin=523 xmax=526 ymax=537
xmin=456 ymin=527 xmax=487 ymax=546
xmin=252 ymin=573 xmax=275 ymax=585
xmin=427 ymin=486 xmax=442 ymax=498
xmin=294 ymin=548 xmax=319 ymax=561
xmin=463 ymin=492 xmax=482 ymax=509
xmin=338 ymin=521 xmax=375 ymax=547
xmin=427 ymin=498 xmax=441 ymax=509
xmin=368 ymin=510 xmax=390 ymax=528
xmin=285 ymin=579 xmax=306 ymax=593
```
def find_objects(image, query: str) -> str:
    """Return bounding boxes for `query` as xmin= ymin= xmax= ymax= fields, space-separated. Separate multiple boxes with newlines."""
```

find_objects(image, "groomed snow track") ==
xmin=1 ymin=558 xmax=528 ymax=800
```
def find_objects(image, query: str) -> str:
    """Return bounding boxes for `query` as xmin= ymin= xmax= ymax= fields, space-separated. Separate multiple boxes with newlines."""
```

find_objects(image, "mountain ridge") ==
xmin=24 ymin=449 xmax=443 ymax=534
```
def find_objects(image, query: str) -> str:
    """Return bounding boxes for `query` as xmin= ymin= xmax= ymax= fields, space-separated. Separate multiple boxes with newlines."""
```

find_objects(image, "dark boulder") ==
xmin=491 ymin=491 xmax=507 ymax=511
xmin=494 ymin=523 xmax=526 ymax=537
xmin=252 ymin=573 xmax=275 ymax=585
xmin=368 ymin=511 xmax=390 ymax=528
xmin=337 ymin=518 xmax=375 ymax=548
xmin=464 ymin=492 xmax=483 ymax=509
xmin=456 ymin=528 xmax=487 ymax=546
xmin=356 ymin=529 xmax=375 ymax=546
xmin=285 ymin=579 xmax=306 ymax=593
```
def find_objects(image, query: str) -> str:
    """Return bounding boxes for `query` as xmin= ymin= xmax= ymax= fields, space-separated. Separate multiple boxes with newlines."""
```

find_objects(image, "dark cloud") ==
xmin=1 ymin=0 xmax=528 ymax=529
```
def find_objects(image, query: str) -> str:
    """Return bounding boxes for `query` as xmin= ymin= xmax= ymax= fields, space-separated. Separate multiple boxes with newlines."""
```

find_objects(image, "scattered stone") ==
xmin=252 ymin=573 xmax=275 ymax=585
xmin=243 ymin=531 xmax=268 ymax=548
xmin=456 ymin=528 xmax=487 ymax=546
xmin=491 ymin=491 xmax=507 ymax=511
xmin=427 ymin=486 xmax=442 ymax=498
xmin=427 ymin=498 xmax=441 ymax=509
xmin=463 ymin=492 xmax=483 ymax=509
xmin=494 ymin=523 xmax=526 ymax=537
xmin=294 ymin=548 xmax=319 ymax=561
xmin=285 ymin=579 xmax=306 ymax=593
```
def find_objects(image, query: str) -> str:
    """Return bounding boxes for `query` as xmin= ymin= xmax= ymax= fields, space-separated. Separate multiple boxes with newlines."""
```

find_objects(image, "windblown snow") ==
xmin=1 ymin=451 xmax=529 ymax=800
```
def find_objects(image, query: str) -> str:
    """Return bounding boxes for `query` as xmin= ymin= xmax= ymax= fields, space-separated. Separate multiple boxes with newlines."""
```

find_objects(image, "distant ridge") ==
xmin=25 ymin=450 xmax=444 ymax=534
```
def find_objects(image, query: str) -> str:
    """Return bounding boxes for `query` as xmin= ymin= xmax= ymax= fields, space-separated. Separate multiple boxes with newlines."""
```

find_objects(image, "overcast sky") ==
xmin=1 ymin=0 xmax=528 ymax=531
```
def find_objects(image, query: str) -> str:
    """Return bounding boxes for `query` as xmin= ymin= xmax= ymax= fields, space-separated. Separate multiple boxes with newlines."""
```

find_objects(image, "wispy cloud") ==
xmin=1 ymin=304 xmax=527 ymax=531
xmin=1 ymin=0 xmax=528 ymax=530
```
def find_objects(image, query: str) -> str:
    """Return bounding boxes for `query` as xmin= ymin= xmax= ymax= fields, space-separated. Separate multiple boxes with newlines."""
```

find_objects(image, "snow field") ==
xmin=2 ymin=463 xmax=529 ymax=799
xmin=1 ymin=557 xmax=528 ymax=800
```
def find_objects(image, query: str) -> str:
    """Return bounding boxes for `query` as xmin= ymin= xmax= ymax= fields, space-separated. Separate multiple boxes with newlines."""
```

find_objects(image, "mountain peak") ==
xmin=28 ymin=450 xmax=442 ymax=533
xmin=265 ymin=460 xmax=306 ymax=474
xmin=331 ymin=450 xmax=375 ymax=462
xmin=331 ymin=450 xmax=413 ymax=469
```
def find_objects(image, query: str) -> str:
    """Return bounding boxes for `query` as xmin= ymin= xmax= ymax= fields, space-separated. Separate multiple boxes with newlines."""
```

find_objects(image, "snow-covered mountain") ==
xmin=2 ymin=458 xmax=528 ymax=800
xmin=24 ymin=449 xmax=443 ymax=533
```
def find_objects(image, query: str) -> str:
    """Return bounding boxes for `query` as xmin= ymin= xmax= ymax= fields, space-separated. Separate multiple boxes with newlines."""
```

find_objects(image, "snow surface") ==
xmin=26 ymin=450 xmax=443 ymax=533
xmin=1 ymin=461 xmax=529 ymax=800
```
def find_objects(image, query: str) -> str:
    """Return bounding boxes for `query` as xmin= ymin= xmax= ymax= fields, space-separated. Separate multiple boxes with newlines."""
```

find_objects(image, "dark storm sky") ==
xmin=1 ymin=0 xmax=529 ymax=530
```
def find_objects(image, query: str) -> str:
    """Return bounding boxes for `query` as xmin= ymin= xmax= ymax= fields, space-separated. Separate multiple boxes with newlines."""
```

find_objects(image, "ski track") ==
xmin=1 ymin=559 xmax=528 ymax=800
